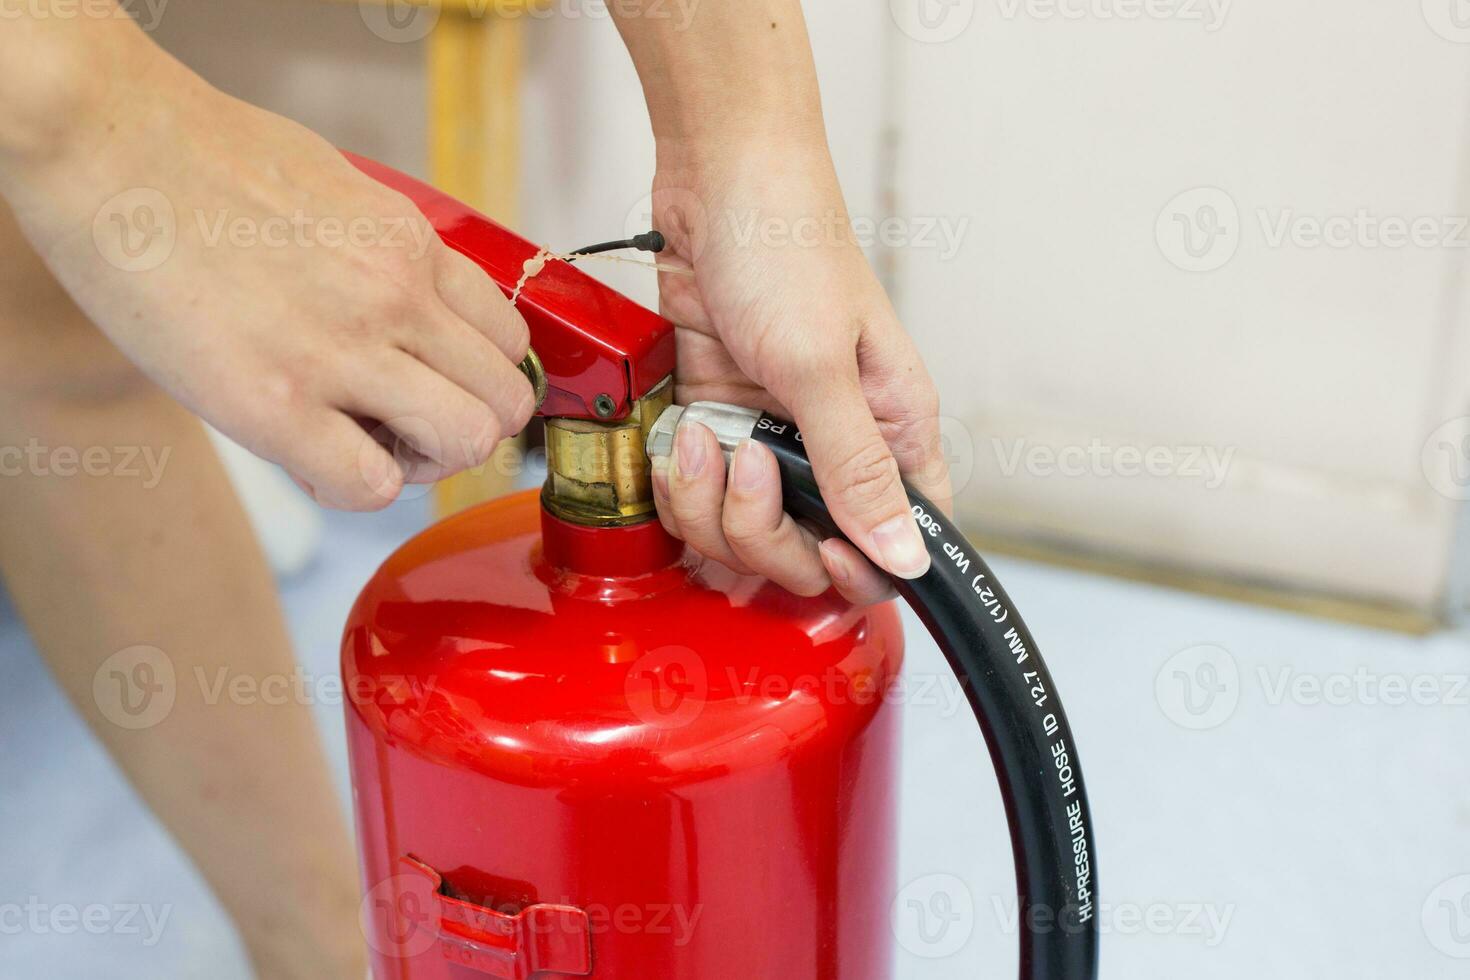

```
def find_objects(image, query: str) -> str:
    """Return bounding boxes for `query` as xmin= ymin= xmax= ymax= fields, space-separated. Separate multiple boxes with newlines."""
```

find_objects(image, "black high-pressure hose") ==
xmin=647 ymin=403 xmax=1100 ymax=980
xmin=587 ymin=232 xmax=1098 ymax=974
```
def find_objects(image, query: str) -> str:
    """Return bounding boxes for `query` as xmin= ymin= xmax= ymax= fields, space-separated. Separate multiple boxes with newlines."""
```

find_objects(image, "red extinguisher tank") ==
xmin=338 ymin=152 xmax=906 ymax=978
xmin=343 ymin=492 xmax=905 ymax=979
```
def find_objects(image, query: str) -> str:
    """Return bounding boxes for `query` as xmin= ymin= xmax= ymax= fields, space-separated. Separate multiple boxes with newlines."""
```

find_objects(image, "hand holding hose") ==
xmin=645 ymin=142 xmax=954 ymax=603
xmin=609 ymin=1 xmax=952 ymax=603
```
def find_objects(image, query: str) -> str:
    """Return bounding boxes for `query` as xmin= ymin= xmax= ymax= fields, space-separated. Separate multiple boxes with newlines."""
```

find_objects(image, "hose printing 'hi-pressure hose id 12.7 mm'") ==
xmin=647 ymin=402 xmax=1100 ymax=980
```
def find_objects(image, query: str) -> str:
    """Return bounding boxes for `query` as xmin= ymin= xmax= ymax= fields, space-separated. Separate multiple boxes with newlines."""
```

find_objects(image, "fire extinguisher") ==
xmin=340 ymin=154 xmax=1099 ymax=980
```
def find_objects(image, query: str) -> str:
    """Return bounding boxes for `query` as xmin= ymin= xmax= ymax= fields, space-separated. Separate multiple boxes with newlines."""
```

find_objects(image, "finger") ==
xmin=358 ymin=416 xmax=452 ymax=485
xmin=666 ymin=421 xmax=751 ymax=574
xmin=883 ymin=407 xmax=954 ymax=519
xmin=650 ymin=456 xmax=682 ymax=540
xmin=721 ymin=439 xmax=830 ymax=596
xmin=282 ymin=409 xmax=404 ymax=512
xmin=434 ymin=245 xmax=531 ymax=361
xmin=396 ymin=300 xmax=535 ymax=437
xmin=862 ymin=331 xmax=953 ymax=515
xmin=656 ymin=252 xmax=712 ymax=333
xmin=788 ymin=373 xmax=931 ymax=580
xmin=818 ymin=537 xmax=897 ymax=607
xmin=673 ymin=329 xmax=790 ymax=414
xmin=337 ymin=349 xmax=502 ymax=475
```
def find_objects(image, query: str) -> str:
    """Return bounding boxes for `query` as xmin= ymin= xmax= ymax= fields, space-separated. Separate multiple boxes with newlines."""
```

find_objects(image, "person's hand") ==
xmin=648 ymin=140 xmax=952 ymax=604
xmin=3 ymin=57 xmax=532 ymax=510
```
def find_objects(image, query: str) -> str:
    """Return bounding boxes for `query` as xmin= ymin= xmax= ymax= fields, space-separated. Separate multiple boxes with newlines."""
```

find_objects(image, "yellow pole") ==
xmin=426 ymin=7 xmax=530 ymax=516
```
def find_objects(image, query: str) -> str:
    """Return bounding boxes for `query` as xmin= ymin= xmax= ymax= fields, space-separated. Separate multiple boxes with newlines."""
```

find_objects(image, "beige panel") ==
xmin=148 ymin=0 xmax=427 ymax=176
xmin=892 ymin=1 xmax=1470 ymax=611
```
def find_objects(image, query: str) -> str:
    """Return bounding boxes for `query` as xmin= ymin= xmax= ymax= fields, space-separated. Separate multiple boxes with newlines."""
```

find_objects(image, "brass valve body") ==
xmin=541 ymin=378 xmax=673 ymax=527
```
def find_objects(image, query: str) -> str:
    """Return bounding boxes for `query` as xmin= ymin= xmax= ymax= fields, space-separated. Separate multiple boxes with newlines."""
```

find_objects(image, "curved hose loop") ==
xmin=751 ymin=415 xmax=1100 ymax=980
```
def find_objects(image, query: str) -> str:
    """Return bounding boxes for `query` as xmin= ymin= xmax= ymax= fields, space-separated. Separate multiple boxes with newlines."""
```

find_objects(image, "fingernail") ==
xmin=731 ymin=440 xmax=767 ymax=492
xmin=819 ymin=539 xmax=850 ymax=587
xmin=871 ymin=515 xmax=931 ymax=579
xmin=676 ymin=423 xmax=706 ymax=479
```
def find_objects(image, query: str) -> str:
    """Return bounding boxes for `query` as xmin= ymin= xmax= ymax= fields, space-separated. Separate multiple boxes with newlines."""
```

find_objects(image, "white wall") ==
xmin=891 ymin=1 xmax=1470 ymax=612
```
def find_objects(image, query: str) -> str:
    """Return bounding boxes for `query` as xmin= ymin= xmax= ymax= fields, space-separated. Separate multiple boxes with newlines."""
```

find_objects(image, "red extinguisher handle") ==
xmin=343 ymin=151 xmax=675 ymax=422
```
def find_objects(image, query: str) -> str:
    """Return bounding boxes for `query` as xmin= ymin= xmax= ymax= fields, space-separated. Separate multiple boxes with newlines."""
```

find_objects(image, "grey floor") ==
xmin=1 ymin=495 xmax=1466 ymax=978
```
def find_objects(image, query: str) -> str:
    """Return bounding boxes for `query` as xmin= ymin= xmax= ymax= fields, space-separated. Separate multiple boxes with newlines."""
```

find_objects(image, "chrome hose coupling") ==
xmin=646 ymin=402 xmax=763 ymax=466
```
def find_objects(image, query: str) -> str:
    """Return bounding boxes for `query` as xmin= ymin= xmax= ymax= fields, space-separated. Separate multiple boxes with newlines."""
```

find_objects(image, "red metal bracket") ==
xmin=345 ymin=152 xmax=675 ymax=421
xmin=399 ymin=856 xmax=592 ymax=979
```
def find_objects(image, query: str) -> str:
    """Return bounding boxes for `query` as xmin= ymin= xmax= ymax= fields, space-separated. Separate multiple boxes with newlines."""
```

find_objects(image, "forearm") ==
xmin=0 ymin=3 xmax=171 ymax=187
xmin=610 ymin=0 xmax=829 ymax=157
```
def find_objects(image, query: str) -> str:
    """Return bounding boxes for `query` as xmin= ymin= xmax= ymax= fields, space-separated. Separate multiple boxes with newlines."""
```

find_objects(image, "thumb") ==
xmin=789 ymin=381 xmax=931 ymax=579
